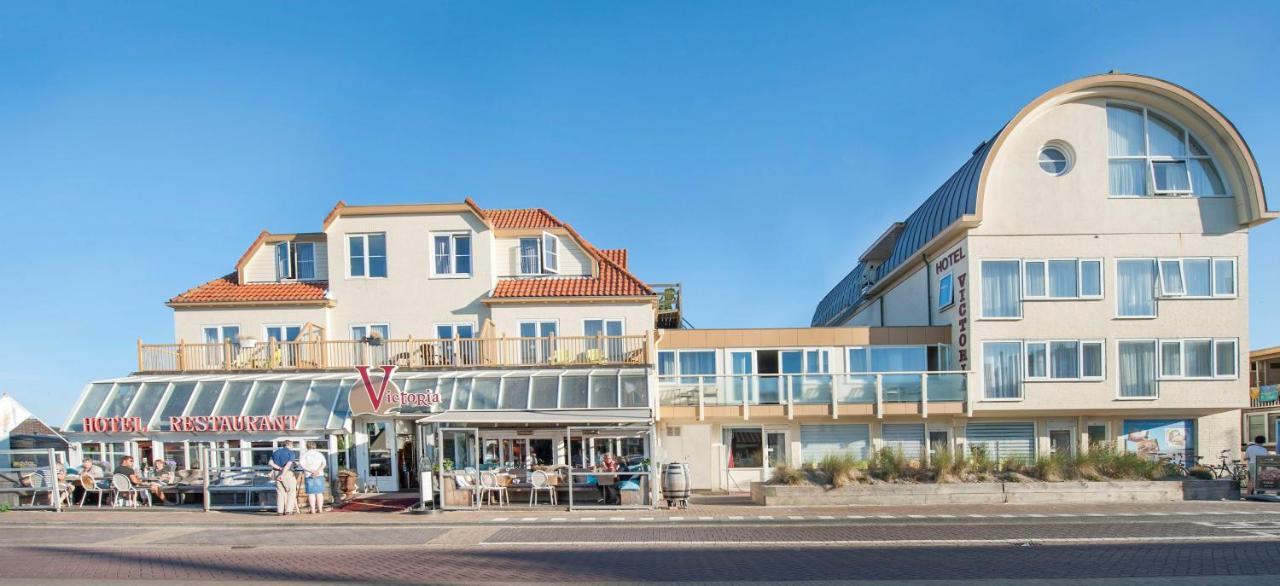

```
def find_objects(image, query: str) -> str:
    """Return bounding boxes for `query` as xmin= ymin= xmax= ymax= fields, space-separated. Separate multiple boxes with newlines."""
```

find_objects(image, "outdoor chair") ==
xmin=528 ymin=470 xmax=556 ymax=506
xmin=478 ymin=471 xmax=508 ymax=507
xmin=111 ymin=474 xmax=146 ymax=508
xmin=583 ymin=348 xmax=606 ymax=364
xmin=28 ymin=471 xmax=70 ymax=507
xmin=79 ymin=475 xmax=110 ymax=507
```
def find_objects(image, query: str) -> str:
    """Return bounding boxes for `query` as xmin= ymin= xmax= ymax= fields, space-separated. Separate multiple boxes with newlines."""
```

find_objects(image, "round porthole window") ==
xmin=1038 ymin=143 xmax=1072 ymax=176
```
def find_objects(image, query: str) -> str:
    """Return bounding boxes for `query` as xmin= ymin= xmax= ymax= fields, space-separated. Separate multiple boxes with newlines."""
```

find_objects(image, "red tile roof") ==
xmin=170 ymin=274 xmax=329 ymax=305
xmin=482 ymin=208 xmax=562 ymax=230
xmin=599 ymin=249 xmax=628 ymax=270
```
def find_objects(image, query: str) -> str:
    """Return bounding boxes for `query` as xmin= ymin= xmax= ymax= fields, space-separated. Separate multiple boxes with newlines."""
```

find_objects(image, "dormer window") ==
xmin=274 ymin=242 xmax=317 ymax=281
xmin=518 ymin=232 xmax=561 ymax=276
xmin=1106 ymin=103 xmax=1228 ymax=198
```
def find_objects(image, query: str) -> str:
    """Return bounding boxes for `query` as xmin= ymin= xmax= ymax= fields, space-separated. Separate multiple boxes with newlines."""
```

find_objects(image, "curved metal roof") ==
xmin=811 ymin=134 xmax=996 ymax=326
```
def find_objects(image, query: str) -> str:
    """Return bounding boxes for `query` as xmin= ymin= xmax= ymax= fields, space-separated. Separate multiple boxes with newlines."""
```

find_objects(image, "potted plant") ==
xmin=365 ymin=330 xmax=384 ymax=346
xmin=337 ymin=468 xmax=359 ymax=498
xmin=237 ymin=334 xmax=258 ymax=348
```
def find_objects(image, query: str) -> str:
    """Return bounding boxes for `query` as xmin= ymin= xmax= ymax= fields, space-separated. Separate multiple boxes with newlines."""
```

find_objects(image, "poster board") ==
xmin=1252 ymin=454 xmax=1280 ymax=496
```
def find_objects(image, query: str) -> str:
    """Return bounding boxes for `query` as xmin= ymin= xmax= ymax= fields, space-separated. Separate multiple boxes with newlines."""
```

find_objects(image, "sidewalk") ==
xmin=4 ymin=493 xmax=1278 ymax=527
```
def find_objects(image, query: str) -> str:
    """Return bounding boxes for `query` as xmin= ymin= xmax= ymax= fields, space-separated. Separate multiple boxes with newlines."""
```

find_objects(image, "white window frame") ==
xmin=517 ymin=320 xmax=559 ymax=338
xmin=659 ymin=349 xmax=718 ymax=379
xmin=262 ymin=324 xmax=303 ymax=342
xmin=346 ymin=233 xmax=387 ymax=279
xmin=294 ymin=242 xmax=317 ymax=281
xmin=202 ymin=324 xmax=241 ymax=344
xmin=1020 ymin=258 xmax=1103 ymax=301
xmin=981 ymin=340 xmax=1025 ymax=402
xmin=518 ymin=237 xmax=543 ymax=276
xmin=1106 ymin=101 xmax=1231 ymax=199
xmin=937 ymin=271 xmax=955 ymax=311
xmin=434 ymin=322 xmax=477 ymax=339
xmin=1114 ymin=258 xmax=1159 ymax=319
xmin=429 ymin=232 xmax=473 ymax=279
xmin=350 ymin=323 xmax=390 ymax=340
xmin=1159 ymin=339 xmax=1184 ymax=379
xmin=979 ymin=259 xmax=1024 ymax=320
xmin=541 ymin=231 xmax=560 ymax=274
xmin=1116 ymin=338 xmax=1160 ymax=400
xmin=274 ymin=242 xmax=294 ymax=280
xmin=1214 ymin=339 xmax=1239 ymax=379
xmin=1213 ymin=258 xmax=1238 ymax=298
xmin=583 ymin=317 xmax=625 ymax=338
xmin=1022 ymin=339 xmax=1104 ymax=382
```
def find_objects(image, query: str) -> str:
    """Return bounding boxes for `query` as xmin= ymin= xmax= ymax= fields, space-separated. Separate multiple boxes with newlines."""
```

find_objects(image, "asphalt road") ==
xmin=4 ymin=511 xmax=1280 ymax=584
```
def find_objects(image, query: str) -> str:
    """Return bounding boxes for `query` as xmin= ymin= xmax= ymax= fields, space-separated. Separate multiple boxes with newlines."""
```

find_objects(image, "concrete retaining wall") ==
xmin=751 ymin=479 xmax=1237 ymax=506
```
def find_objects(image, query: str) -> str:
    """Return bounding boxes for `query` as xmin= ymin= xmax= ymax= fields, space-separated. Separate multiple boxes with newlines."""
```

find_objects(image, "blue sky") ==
xmin=2 ymin=2 xmax=1279 ymax=423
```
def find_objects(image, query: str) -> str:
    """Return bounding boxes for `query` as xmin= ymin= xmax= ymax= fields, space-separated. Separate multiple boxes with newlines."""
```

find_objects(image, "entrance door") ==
xmin=765 ymin=431 xmax=788 ymax=471
xmin=365 ymin=421 xmax=397 ymax=491
xmin=1049 ymin=428 xmax=1075 ymax=457
xmin=928 ymin=429 xmax=951 ymax=463
xmin=437 ymin=428 xmax=479 ymax=510
xmin=396 ymin=420 xmax=418 ymax=491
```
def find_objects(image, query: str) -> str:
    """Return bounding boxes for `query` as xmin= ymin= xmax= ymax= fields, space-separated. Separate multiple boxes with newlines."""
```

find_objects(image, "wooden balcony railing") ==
xmin=137 ymin=335 xmax=651 ymax=373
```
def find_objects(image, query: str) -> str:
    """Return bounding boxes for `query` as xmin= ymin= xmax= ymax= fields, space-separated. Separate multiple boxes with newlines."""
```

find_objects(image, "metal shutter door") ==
xmin=800 ymin=424 xmax=870 ymax=463
xmin=881 ymin=423 xmax=925 ymax=460
xmin=965 ymin=422 xmax=1036 ymax=462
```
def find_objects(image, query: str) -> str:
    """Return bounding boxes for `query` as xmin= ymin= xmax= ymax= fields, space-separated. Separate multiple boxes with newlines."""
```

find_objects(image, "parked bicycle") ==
xmin=1205 ymin=449 xmax=1248 ymax=483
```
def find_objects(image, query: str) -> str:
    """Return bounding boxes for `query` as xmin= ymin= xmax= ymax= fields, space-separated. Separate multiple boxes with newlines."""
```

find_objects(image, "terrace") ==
xmin=136 ymin=334 xmax=651 ymax=374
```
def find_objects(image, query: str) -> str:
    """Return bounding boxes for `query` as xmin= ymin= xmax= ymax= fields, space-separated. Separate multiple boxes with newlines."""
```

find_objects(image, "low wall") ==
xmin=750 ymin=479 xmax=1238 ymax=506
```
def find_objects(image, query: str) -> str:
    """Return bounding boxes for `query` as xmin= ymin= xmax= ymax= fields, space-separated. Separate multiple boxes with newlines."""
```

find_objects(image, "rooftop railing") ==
xmin=1251 ymin=386 xmax=1280 ymax=409
xmin=138 ymin=334 xmax=650 ymax=373
xmin=657 ymin=371 xmax=967 ymax=419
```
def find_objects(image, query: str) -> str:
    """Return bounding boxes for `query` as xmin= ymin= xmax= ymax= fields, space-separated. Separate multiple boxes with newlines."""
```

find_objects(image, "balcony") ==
xmin=657 ymin=371 xmax=967 ymax=421
xmin=1251 ymin=386 xmax=1280 ymax=409
xmin=137 ymin=335 xmax=651 ymax=373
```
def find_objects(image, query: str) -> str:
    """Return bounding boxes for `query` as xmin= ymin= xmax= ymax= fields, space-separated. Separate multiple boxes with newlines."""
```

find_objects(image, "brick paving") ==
xmin=0 ymin=541 xmax=1279 ymax=582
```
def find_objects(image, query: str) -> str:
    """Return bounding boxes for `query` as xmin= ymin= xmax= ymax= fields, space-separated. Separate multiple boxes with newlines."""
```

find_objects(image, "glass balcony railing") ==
xmin=657 ymin=372 xmax=966 ymax=407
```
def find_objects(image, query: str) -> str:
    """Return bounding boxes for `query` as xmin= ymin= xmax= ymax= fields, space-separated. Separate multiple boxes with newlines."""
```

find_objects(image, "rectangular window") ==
xmin=1160 ymin=340 xmax=1182 ymax=377
xmin=1183 ymin=259 xmax=1212 ymax=297
xmin=1047 ymin=260 xmax=1078 ymax=299
xmin=726 ymin=428 xmax=763 ymax=469
xmin=348 ymin=234 xmax=387 ymax=278
xmin=870 ymin=347 xmax=927 ymax=372
xmin=847 ymin=348 xmax=869 ymax=373
xmin=677 ymin=350 xmax=716 ymax=384
xmin=275 ymin=242 xmax=293 ymax=280
xmin=1213 ymin=259 xmax=1237 ymax=297
xmin=1183 ymin=339 xmax=1213 ymax=378
xmin=937 ymin=273 xmax=954 ymax=310
xmin=982 ymin=341 xmax=1022 ymax=400
xmin=1158 ymin=259 xmax=1185 ymax=296
xmin=295 ymin=243 xmax=316 ymax=280
xmin=203 ymin=325 xmax=240 ymax=344
xmin=518 ymin=321 xmax=557 ymax=363
xmin=431 ymin=233 xmax=472 ymax=277
xmin=1118 ymin=341 xmax=1158 ymax=398
xmin=1082 ymin=342 xmax=1104 ymax=379
xmin=1023 ymin=261 xmax=1046 ymax=298
xmin=1080 ymin=260 xmax=1102 ymax=298
xmin=1248 ymin=414 xmax=1266 ymax=443
xmin=1107 ymin=103 xmax=1228 ymax=198
xmin=518 ymin=238 xmax=541 ymax=275
xmin=541 ymin=232 xmax=559 ymax=274
xmin=1087 ymin=424 xmax=1109 ymax=447
xmin=1025 ymin=342 xmax=1047 ymax=379
xmin=981 ymin=260 xmax=1021 ymax=318
xmin=1117 ymin=259 xmax=1157 ymax=317
xmin=1214 ymin=340 xmax=1237 ymax=378
xmin=1152 ymin=160 xmax=1191 ymax=194
xmin=1050 ymin=341 xmax=1080 ymax=379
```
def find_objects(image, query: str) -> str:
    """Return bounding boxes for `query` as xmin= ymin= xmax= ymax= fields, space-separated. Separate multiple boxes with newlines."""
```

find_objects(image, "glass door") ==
xmin=731 ymin=351 xmax=753 ymax=405
xmin=365 ymin=421 xmax=396 ymax=491
xmin=437 ymin=428 xmax=480 ymax=510
xmin=765 ymin=431 xmax=788 ymax=470
xmin=396 ymin=419 xmax=418 ymax=491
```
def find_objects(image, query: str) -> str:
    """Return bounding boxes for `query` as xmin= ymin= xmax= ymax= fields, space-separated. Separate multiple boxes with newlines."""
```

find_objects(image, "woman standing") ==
xmin=299 ymin=447 xmax=328 ymax=514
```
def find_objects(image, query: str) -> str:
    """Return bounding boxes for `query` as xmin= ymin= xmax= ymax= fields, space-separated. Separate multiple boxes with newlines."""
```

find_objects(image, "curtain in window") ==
xmin=1081 ymin=260 xmax=1102 ymax=296
xmin=1107 ymin=105 xmax=1146 ymax=156
xmin=1191 ymin=160 xmax=1226 ymax=195
xmin=434 ymin=236 xmax=452 ymax=274
xmin=1109 ymin=160 xmax=1148 ymax=196
xmin=1117 ymin=260 xmax=1157 ymax=317
xmin=367 ymin=234 xmax=387 ymax=277
xmin=847 ymin=348 xmax=868 ymax=373
xmin=679 ymin=351 xmax=716 ymax=384
xmin=1050 ymin=341 xmax=1079 ymax=379
xmin=1023 ymin=261 xmax=1045 ymax=297
xmin=1184 ymin=340 xmax=1213 ymax=378
xmin=981 ymin=261 xmax=1021 ymax=318
xmin=657 ymin=351 xmax=675 ymax=376
xmin=1082 ymin=343 xmax=1103 ymax=378
xmin=1026 ymin=343 xmax=1047 ymax=378
xmin=1183 ymin=259 xmax=1212 ymax=296
xmin=983 ymin=342 xmax=1021 ymax=399
xmin=1119 ymin=341 xmax=1157 ymax=398
xmin=1048 ymin=260 xmax=1078 ymax=298
xmin=519 ymin=238 xmax=540 ymax=274
xmin=1146 ymin=112 xmax=1186 ymax=156
xmin=454 ymin=236 xmax=471 ymax=274
xmin=1215 ymin=341 xmax=1237 ymax=377
xmin=1160 ymin=341 xmax=1182 ymax=377
xmin=1213 ymin=260 xmax=1235 ymax=296
xmin=1159 ymin=260 xmax=1184 ymax=296
xmin=870 ymin=347 xmax=927 ymax=372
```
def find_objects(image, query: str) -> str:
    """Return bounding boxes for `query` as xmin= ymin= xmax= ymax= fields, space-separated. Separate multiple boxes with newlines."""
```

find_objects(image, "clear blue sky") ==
xmin=2 ymin=2 xmax=1278 ymax=424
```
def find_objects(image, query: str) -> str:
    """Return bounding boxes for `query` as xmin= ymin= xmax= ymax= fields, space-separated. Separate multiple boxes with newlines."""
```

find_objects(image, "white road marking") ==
xmin=698 ymin=516 xmax=714 ymax=521
xmin=818 ymin=515 xmax=835 ymax=520
xmin=847 ymin=515 xmax=864 ymax=519
xmin=550 ymin=518 xmax=566 ymax=522
xmin=757 ymin=515 xmax=774 ymax=520
xmin=492 ymin=517 xmax=509 ymax=522
xmin=520 ymin=517 xmax=537 ymax=522
xmin=728 ymin=516 xmax=744 ymax=520
xmin=968 ymin=514 xmax=986 ymax=518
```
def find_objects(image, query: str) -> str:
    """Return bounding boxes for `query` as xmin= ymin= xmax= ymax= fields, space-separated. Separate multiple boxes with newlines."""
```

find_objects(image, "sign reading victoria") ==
xmin=349 ymin=365 xmax=443 ymax=416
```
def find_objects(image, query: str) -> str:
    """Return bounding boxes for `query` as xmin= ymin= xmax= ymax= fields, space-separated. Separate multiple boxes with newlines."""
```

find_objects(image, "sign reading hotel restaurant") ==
xmin=349 ymin=365 xmax=442 ymax=416
xmin=935 ymin=246 xmax=969 ymax=370
xmin=83 ymin=415 xmax=298 ymax=434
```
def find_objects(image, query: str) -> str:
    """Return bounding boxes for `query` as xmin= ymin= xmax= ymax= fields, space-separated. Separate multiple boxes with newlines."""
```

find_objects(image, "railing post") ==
xmin=268 ymin=337 xmax=278 ymax=369
xmin=177 ymin=339 xmax=187 ymax=371
xmin=921 ymin=373 xmax=928 ymax=419
xmin=137 ymin=338 xmax=144 ymax=372
xmin=875 ymin=374 xmax=884 ymax=420
xmin=223 ymin=339 xmax=233 ymax=370
xmin=201 ymin=447 xmax=210 ymax=512
xmin=831 ymin=375 xmax=839 ymax=420
xmin=697 ymin=378 xmax=705 ymax=421
xmin=742 ymin=377 xmax=750 ymax=421
xmin=499 ymin=334 xmax=506 ymax=366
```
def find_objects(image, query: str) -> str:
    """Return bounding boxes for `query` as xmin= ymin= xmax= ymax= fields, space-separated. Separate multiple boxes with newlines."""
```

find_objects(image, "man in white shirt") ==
xmin=1245 ymin=436 xmax=1270 ymax=493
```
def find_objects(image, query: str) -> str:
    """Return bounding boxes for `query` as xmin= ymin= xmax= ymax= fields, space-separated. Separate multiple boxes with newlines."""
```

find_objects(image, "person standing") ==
xmin=270 ymin=440 xmax=299 ymax=515
xmin=1245 ymin=436 xmax=1270 ymax=494
xmin=299 ymin=446 xmax=327 ymax=515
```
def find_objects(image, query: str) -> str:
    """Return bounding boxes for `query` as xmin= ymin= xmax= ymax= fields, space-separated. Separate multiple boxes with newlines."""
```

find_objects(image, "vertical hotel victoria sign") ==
xmin=349 ymin=365 xmax=443 ymax=416
xmin=934 ymin=246 xmax=969 ymax=370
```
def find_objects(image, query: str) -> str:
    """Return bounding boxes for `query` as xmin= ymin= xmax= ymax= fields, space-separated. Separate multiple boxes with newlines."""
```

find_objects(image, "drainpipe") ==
xmin=922 ymin=254 xmax=934 ymax=327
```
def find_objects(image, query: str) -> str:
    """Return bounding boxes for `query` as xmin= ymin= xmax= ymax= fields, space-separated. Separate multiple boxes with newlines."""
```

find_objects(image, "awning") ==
xmin=417 ymin=408 xmax=652 ymax=426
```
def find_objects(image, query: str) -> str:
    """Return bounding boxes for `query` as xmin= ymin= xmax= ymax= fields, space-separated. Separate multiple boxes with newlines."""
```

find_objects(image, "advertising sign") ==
xmin=83 ymin=415 xmax=299 ymax=434
xmin=1123 ymin=419 xmax=1194 ymax=464
xmin=349 ymin=365 xmax=443 ymax=416
xmin=1260 ymin=385 xmax=1279 ymax=403
xmin=1253 ymin=455 xmax=1280 ymax=494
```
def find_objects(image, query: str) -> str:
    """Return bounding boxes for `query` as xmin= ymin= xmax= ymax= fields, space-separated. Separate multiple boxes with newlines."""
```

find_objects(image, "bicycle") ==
xmin=1156 ymin=453 xmax=1194 ymax=476
xmin=1206 ymin=449 xmax=1248 ymax=483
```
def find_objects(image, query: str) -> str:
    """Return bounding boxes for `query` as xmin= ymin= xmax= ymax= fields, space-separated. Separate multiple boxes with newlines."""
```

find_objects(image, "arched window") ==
xmin=1106 ymin=103 xmax=1228 ymax=197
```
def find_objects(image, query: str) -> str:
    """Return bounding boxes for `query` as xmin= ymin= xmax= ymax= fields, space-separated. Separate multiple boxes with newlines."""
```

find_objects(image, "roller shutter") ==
xmin=965 ymin=421 xmax=1036 ymax=462
xmin=800 ymin=424 xmax=870 ymax=463
xmin=881 ymin=423 xmax=925 ymax=461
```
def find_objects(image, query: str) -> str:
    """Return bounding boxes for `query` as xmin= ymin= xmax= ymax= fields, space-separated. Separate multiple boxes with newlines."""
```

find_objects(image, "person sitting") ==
xmin=114 ymin=456 xmax=167 ymax=505
xmin=152 ymin=460 xmax=175 ymax=484
xmin=81 ymin=458 xmax=105 ymax=483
